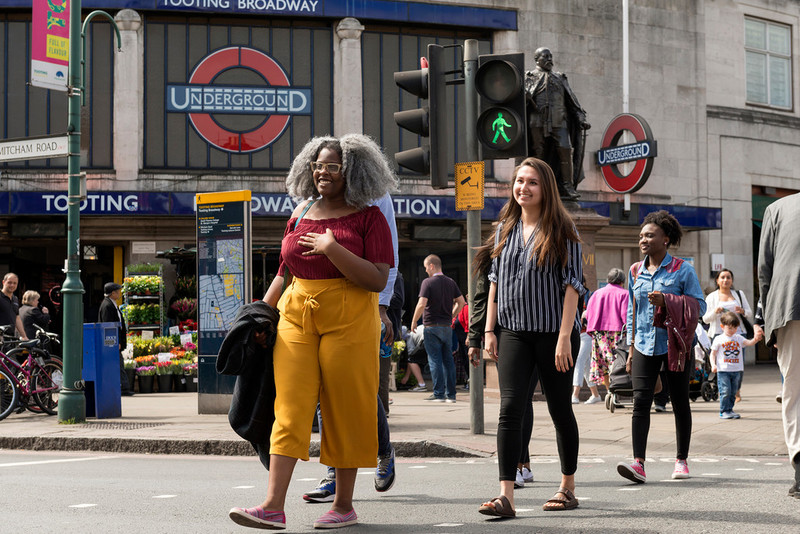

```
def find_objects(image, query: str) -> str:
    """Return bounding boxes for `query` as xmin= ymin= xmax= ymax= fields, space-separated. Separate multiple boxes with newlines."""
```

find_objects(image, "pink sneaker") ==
xmin=672 ymin=459 xmax=690 ymax=479
xmin=229 ymin=507 xmax=286 ymax=529
xmin=617 ymin=461 xmax=646 ymax=483
xmin=313 ymin=509 xmax=358 ymax=529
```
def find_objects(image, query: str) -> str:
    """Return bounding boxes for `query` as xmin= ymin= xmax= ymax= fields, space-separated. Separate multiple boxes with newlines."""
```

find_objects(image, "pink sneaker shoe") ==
xmin=229 ymin=507 xmax=286 ymax=529
xmin=313 ymin=509 xmax=358 ymax=529
xmin=672 ymin=459 xmax=690 ymax=479
xmin=617 ymin=461 xmax=646 ymax=483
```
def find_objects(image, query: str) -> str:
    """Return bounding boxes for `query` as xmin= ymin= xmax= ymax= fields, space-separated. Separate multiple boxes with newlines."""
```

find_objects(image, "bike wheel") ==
xmin=31 ymin=359 xmax=63 ymax=415
xmin=0 ymin=368 xmax=20 ymax=421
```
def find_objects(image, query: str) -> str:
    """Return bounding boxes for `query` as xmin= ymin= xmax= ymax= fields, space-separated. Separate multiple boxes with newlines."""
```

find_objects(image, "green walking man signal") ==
xmin=492 ymin=112 xmax=512 ymax=144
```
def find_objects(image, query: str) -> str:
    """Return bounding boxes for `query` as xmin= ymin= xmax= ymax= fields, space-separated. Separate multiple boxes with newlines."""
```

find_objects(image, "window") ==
xmin=745 ymin=18 xmax=792 ymax=109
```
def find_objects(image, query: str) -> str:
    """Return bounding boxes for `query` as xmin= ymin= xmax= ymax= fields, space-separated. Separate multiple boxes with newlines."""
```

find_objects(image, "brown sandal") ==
xmin=542 ymin=487 xmax=579 ymax=511
xmin=478 ymin=495 xmax=516 ymax=518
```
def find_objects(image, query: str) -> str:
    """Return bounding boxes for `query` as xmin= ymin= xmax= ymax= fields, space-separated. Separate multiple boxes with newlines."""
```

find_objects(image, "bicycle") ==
xmin=0 ymin=339 xmax=63 ymax=420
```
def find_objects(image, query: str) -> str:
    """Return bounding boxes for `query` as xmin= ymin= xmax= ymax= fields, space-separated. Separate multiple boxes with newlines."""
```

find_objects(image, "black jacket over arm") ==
xmin=216 ymin=300 xmax=279 ymax=469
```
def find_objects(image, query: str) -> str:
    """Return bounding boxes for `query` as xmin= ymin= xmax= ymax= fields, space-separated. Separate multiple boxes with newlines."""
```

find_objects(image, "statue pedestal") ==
xmin=569 ymin=206 xmax=610 ymax=291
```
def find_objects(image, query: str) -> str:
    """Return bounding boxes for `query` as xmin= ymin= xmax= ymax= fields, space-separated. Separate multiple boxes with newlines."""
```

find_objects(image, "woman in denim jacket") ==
xmin=617 ymin=210 xmax=706 ymax=484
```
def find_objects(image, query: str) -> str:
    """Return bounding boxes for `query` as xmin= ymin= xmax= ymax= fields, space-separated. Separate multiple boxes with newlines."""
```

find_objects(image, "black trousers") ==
xmin=497 ymin=328 xmax=580 ymax=480
xmin=630 ymin=347 xmax=692 ymax=461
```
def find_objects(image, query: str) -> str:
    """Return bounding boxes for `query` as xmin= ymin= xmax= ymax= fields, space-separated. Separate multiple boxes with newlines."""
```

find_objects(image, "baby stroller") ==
xmin=605 ymin=346 xmax=634 ymax=412
xmin=691 ymin=343 xmax=718 ymax=402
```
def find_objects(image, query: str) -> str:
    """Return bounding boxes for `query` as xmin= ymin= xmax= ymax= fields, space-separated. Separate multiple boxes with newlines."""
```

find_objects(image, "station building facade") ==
xmin=1 ymin=0 xmax=798 ymax=361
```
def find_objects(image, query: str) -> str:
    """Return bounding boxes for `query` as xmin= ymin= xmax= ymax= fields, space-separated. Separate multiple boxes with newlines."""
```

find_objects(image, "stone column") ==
xmin=113 ymin=9 xmax=143 ymax=184
xmin=333 ymin=18 xmax=365 ymax=136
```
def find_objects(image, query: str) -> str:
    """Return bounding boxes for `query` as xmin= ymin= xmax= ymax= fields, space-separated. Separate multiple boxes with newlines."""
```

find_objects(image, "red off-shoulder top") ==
xmin=277 ymin=205 xmax=394 ymax=280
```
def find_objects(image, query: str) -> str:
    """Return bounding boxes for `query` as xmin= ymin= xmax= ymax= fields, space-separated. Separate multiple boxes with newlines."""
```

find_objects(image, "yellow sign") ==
xmin=46 ymin=35 xmax=69 ymax=61
xmin=454 ymin=161 xmax=485 ymax=211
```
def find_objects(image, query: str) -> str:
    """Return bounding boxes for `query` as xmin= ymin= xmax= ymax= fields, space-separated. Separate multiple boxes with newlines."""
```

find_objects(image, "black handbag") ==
xmin=736 ymin=290 xmax=755 ymax=340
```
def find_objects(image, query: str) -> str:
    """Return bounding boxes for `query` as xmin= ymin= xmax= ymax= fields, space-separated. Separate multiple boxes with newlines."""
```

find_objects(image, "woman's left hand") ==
xmin=647 ymin=291 xmax=665 ymax=307
xmin=299 ymin=229 xmax=337 ymax=256
xmin=554 ymin=333 xmax=573 ymax=372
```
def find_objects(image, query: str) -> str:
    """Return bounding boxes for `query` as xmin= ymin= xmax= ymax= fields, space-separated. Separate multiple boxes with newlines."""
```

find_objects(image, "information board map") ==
xmin=199 ymin=239 xmax=244 ymax=332
xmin=196 ymin=199 xmax=248 ymax=357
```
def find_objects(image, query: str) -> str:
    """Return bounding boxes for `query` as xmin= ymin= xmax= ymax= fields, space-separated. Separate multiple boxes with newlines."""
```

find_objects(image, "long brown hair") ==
xmin=472 ymin=231 xmax=497 ymax=277
xmin=490 ymin=157 xmax=580 ymax=268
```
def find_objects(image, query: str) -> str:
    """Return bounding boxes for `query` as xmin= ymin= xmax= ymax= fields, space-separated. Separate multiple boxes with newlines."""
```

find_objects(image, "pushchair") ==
xmin=605 ymin=346 xmax=634 ymax=412
xmin=691 ymin=342 xmax=718 ymax=402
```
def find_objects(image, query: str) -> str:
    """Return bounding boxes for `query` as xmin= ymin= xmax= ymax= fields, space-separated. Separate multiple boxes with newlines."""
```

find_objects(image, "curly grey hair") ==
xmin=285 ymin=134 xmax=399 ymax=209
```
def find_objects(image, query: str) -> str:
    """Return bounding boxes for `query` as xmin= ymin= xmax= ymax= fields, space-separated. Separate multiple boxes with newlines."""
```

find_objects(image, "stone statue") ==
xmin=525 ymin=47 xmax=590 ymax=201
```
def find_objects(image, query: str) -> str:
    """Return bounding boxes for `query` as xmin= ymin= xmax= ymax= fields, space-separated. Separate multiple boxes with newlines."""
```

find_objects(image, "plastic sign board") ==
xmin=195 ymin=190 xmax=252 ymax=358
xmin=454 ymin=161 xmax=485 ymax=211
xmin=31 ymin=0 xmax=70 ymax=92
xmin=596 ymin=113 xmax=658 ymax=194
xmin=0 ymin=135 xmax=69 ymax=163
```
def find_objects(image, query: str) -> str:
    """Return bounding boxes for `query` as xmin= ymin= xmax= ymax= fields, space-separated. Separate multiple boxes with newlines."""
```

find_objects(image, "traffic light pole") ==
xmin=464 ymin=39 xmax=484 ymax=434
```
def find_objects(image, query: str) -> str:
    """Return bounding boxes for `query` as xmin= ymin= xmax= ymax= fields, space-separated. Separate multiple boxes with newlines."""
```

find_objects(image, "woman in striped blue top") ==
xmin=478 ymin=157 xmax=585 ymax=518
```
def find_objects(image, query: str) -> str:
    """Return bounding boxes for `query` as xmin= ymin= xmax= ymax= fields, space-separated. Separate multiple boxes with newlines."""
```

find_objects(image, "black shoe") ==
xmin=396 ymin=383 xmax=412 ymax=391
xmin=121 ymin=390 xmax=135 ymax=397
xmin=789 ymin=482 xmax=799 ymax=498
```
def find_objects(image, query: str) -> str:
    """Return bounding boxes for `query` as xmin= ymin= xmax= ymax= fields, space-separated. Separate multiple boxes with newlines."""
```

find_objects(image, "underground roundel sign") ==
xmin=596 ymin=113 xmax=657 ymax=194
xmin=167 ymin=46 xmax=311 ymax=153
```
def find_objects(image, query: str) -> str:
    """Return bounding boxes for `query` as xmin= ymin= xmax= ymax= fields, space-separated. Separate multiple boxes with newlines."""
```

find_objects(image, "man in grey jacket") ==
xmin=758 ymin=193 xmax=800 ymax=499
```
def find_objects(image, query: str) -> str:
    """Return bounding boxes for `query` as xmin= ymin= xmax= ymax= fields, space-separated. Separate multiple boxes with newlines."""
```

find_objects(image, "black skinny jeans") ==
xmin=497 ymin=328 xmax=580 ymax=481
xmin=630 ymin=347 xmax=693 ymax=461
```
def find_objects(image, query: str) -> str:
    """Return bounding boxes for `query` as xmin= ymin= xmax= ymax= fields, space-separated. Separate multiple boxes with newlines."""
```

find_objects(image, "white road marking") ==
xmin=516 ymin=508 xmax=535 ymax=512
xmin=765 ymin=462 xmax=782 ymax=466
xmin=0 ymin=456 xmax=119 ymax=468
xmin=409 ymin=465 xmax=428 ymax=469
xmin=152 ymin=495 xmax=177 ymax=499
xmin=434 ymin=523 xmax=464 ymax=527
xmin=233 ymin=486 xmax=255 ymax=489
xmin=701 ymin=473 xmax=721 ymax=476
xmin=735 ymin=468 xmax=754 ymax=471
xmin=296 ymin=478 xmax=316 ymax=482
xmin=619 ymin=487 xmax=641 ymax=491
xmin=69 ymin=504 xmax=97 ymax=508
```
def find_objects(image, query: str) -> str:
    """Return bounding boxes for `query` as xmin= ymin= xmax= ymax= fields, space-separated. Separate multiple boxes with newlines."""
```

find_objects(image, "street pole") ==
xmin=464 ymin=39 xmax=484 ymax=434
xmin=58 ymin=0 xmax=86 ymax=423
xmin=58 ymin=2 xmax=121 ymax=423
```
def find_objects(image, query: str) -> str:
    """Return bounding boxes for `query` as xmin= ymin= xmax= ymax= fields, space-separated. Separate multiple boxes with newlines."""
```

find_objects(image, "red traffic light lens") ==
xmin=476 ymin=60 xmax=522 ymax=103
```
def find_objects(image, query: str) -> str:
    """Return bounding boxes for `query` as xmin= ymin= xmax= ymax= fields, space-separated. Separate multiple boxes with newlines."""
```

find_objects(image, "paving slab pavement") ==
xmin=0 ymin=364 xmax=788 ymax=459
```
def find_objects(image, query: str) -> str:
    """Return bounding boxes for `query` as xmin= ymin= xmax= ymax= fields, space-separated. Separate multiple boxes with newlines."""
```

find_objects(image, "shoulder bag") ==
xmin=735 ymin=290 xmax=755 ymax=340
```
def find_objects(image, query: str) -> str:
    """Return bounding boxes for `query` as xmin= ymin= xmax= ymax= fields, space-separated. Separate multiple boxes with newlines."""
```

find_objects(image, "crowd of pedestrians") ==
xmin=219 ymin=145 xmax=798 ymax=530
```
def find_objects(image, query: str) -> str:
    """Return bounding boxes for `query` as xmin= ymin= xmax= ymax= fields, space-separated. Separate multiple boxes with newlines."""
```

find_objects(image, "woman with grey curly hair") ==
xmin=229 ymin=134 xmax=396 ymax=531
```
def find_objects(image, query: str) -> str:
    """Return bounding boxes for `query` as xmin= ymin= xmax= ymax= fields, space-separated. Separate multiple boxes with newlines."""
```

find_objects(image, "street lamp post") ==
xmin=57 ymin=1 xmax=121 ymax=423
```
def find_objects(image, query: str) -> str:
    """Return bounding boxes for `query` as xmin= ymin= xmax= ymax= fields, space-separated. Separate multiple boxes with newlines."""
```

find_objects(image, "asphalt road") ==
xmin=1 ymin=450 xmax=798 ymax=533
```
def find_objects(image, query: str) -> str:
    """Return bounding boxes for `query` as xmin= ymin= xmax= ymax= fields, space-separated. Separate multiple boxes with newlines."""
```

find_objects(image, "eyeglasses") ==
xmin=310 ymin=161 xmax=342 ymax=174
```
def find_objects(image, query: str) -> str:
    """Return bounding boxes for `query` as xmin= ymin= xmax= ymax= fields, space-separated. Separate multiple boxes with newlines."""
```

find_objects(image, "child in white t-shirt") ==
xmin=710 ymin=312 xmax=763 ymax=419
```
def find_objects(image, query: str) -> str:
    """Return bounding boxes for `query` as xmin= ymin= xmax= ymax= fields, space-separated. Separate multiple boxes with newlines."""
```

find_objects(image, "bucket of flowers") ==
xmin=135 ymin=365 xmax=156 ymax=393
xmin=154 ymin=361 xmax=173 ymax=393
xmin=183 ymin=362 xmax=198 ymax=392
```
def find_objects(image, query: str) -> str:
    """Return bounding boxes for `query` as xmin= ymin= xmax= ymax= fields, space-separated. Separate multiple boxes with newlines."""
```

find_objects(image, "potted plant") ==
xmin=183 ymin=362 xmax=198 ymax=392
xmin=174 ymin=276 xmax=197 ymax=298
xmin=155 ymin=361 xmax=173 ymax=393
xmin=170 ymin=359 xmax=187 ymax=391
xmin=136 ymin=365 xmax=156 ymax=393
xmin=123 ymin=359 xmax=137 ymax=392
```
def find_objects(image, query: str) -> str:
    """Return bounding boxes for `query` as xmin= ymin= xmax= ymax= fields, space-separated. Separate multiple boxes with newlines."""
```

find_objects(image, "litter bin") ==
xmin=82 ymin=322 xmax=122 ymax=418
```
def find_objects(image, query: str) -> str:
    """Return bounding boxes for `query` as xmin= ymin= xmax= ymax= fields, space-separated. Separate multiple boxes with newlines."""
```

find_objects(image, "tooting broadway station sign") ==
xmin=596 ymin=113 xmax=657 ymax=194
xmin=167 ymin=46 xmax=311 ymax=153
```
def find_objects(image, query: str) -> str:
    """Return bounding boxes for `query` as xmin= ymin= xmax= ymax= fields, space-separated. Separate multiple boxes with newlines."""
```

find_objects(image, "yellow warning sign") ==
xmin=455 ymin=161 xmax=485 ymax=211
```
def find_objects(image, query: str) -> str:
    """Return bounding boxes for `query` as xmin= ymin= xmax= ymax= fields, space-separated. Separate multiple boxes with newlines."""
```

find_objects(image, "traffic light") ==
xmin=475 ymin=52 xmax=527 ymax=160
xmin=394 ymin=44 xmax=448 ymax=189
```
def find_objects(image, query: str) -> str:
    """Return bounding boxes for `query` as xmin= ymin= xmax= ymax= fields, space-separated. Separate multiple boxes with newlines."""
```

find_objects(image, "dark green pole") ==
xmin=58 ymin=0 xmax=86 ymax=423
